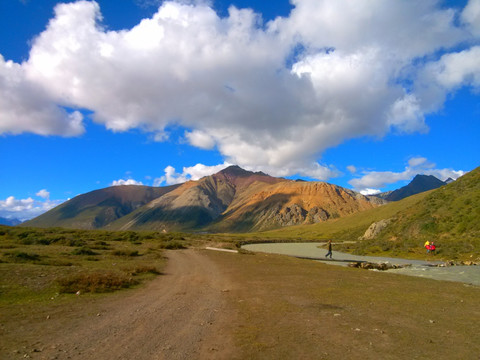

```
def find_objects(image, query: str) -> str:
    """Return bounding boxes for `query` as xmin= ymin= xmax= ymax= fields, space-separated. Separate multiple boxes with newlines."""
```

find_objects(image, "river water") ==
xmin=242 ymin=242 xmax=480 ymax=286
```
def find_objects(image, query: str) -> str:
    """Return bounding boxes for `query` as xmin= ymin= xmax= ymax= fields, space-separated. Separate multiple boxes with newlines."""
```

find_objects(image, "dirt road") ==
xmin=10 ymin=249 xmax=236 ymax=360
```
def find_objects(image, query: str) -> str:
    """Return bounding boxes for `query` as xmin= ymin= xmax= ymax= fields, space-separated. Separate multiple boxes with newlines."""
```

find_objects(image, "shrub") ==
xmin=158 ymin=241 xmax=186 ymax=250
xmin=57 ymin=272 xmax=138 ymax=293
xmin=123 ymin=266 xmax=161 ymax=275
xmin=4 ymin=251 xmax=41 ymax=263
xmin=71 ymin=247 xmax=98 ymax=256
xmin=112 ymin=250 xmax=140 ymax=257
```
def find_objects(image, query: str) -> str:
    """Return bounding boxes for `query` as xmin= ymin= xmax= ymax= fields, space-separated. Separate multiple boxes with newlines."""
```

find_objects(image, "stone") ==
xmin=360 ymin=219 xmax=392 ymax=240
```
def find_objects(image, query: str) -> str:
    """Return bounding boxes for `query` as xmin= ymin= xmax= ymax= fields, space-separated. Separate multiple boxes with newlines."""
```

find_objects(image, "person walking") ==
xmin=325 ymin=240 xmax=333 ymax=259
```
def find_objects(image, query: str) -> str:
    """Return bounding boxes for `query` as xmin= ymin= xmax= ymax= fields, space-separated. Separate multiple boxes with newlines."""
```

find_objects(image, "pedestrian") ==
xmin=325 ymin=240 xmax=333 ymax=259
xmin=424 ymin=240 xmax=430 ymax=253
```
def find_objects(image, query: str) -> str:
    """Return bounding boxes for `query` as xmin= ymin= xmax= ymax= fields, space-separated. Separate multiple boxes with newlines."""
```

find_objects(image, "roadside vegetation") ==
xmin=0 ymin=226 xmax=191 ymax=305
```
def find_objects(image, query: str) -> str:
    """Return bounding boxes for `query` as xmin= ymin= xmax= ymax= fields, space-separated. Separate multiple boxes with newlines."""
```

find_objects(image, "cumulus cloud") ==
xmin=347 ymin=165 xmax=357 ymax=174
xmin=154 ymin=163 xmax=231 ymax=185
xmin=349 ymin=157 xmax=465 ymax=192
xmin=36 ymin=189 xmax=50 ymax=199
xmin=0 ymin=55 xmax=84 ymax=136
xmin=0 ymin=192 xmax=64 ymax=221
xmin=1 ymin=0 xmax=479 ymax=178
xmin=360 ymin=188 xmax=381 ymax=196
xmin=184 ymin=130 xmax=216 ymax=149
xmin=462 ymin=0 xmax=480 ymax=36
xmin=111 ymin=179 xmax=144 ymax=186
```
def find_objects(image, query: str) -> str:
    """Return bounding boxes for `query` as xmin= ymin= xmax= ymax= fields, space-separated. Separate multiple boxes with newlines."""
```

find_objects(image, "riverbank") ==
xmin=242 ymin=242 xmax=480 ymax=286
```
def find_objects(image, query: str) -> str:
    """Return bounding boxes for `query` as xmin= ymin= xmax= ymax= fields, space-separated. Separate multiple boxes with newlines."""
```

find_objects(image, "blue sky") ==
xmin=1 ymin=0 xmax=479 ymax=221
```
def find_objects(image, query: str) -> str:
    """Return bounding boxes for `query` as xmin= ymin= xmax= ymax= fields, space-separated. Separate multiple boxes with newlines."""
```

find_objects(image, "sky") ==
xmin=1 ymin=0 xmax=479 ymax=221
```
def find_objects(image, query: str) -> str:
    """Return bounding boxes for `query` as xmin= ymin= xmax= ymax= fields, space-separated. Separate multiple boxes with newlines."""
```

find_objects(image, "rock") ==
xmin=359 ymin=219 xmax=392 ymax=240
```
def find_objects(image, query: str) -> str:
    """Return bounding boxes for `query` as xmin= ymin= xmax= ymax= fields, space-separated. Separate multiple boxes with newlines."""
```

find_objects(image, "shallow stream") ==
xmin=242 ymin=242 xmax=480 ymax=286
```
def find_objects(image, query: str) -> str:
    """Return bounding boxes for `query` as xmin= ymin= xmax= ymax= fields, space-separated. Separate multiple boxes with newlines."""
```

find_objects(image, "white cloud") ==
xmin=1 ymin=0 xmax=479 ymax=179
xmin=0 ymin=55 xmax=84 ymax=136
xmin=0 ymin=195 xmax=64 ymax=221
xmin=154 ymin=162 xmax=231 ymax=186
xmin=36 ymin=189 xmax=50 ymax=199
xmin=347 ymin=165 xmax=357 ymax=174
xmin=111 ymin=179 xmax=144 ymax=186
xmin=349 ymin=157 xmax=465 ymax=192
xmin=462 ymin=0 xmax=480 ymax=36
xmin=184 ymin=130 xmax=216 ymax=149
xmin=360 ymin=188 xmax=381 ymax=196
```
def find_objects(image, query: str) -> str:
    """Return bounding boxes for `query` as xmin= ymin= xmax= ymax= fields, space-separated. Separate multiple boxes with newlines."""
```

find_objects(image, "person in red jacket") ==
xmin=429 ymin=242 xmax=436 ymax=255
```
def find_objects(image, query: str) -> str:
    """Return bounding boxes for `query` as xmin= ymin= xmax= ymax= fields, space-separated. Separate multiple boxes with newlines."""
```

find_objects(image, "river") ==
xmin=242 ymin=242 xmax=480 ymax=286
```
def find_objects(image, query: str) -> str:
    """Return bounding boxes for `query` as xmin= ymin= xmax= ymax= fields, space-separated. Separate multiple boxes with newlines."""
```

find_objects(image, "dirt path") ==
xmin=12 ymin=249 xmax=236 ymax=360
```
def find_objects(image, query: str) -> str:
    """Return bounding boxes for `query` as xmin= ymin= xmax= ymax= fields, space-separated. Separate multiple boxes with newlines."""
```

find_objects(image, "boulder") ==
xmin=359 ymin=219 xmax=393 ymax=240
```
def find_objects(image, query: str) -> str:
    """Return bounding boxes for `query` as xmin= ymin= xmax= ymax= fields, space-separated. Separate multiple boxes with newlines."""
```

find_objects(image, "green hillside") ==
xmin=252 ymin=166 xmax=480 ymax=260
xmin=360 ymin=166 xmax=480 ymax=259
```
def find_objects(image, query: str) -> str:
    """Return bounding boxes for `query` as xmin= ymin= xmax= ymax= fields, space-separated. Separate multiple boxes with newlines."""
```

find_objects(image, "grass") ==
xmin=57 ymin=271 xmax=138 ymax=293
xmin=0 ymin=225 xmax=192 ymax=305
xmin=206 ymin=250 xmax=480 ymax=359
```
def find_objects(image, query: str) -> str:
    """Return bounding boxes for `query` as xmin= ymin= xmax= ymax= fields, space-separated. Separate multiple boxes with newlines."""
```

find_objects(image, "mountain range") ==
xmin=376 ymin=174 xmax=447 ymax=201
xmin=0 ymin=217 xmax=22 ymax=226
xmin=21 ymin=166 xmax=449 ymax=233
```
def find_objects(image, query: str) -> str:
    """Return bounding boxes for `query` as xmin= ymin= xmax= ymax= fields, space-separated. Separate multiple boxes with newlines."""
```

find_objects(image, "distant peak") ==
xmin=411 ymin=174 xmax=445 ymax=184
xmin=219 ymin=165 xmax=264 ymax=177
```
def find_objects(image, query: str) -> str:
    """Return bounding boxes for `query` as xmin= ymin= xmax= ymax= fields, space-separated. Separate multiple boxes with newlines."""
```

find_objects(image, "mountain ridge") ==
xmin=24 ymin=165 xmax=385 ymax=232
xmin=377 ymin=174 xmax=447 ymax=201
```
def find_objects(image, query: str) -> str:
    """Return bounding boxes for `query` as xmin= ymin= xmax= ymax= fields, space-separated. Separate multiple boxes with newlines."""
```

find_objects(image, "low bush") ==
xmin=57 ymin=272 xmax=138 ymax=293
xmin=112 ymin=250 xmax=140 ymax=257
xmin=71 ymin=247 xmax=98 ymax=256
xmin=123 ymin=266 xmax=161 ymax=275
xmin=4 ymin=251 xmax=41 ymax=263
xmin=158 ymin=241 xmax=186 ymax=250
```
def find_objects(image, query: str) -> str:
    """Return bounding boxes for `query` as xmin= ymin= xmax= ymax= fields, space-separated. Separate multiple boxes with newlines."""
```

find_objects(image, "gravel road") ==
xmin=13 ymin=249 xmax=236 ymax=360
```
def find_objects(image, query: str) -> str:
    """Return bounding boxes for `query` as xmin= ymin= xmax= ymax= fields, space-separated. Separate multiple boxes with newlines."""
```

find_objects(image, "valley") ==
xmin=2 ymin=165 xmax=479 ymax=359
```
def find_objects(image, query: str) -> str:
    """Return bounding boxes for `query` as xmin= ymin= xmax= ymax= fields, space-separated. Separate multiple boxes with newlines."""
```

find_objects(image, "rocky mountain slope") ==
xmin=106 ymin=166 xmax=384 ymax=232
xmin=23 ymin=166 xmax=385 ymax=232
xmin=22 ymin=185 xmax=179 ymax=229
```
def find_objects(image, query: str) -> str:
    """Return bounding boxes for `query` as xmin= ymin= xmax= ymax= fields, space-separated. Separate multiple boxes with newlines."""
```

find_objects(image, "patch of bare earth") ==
xmin=1 ymin=249 xmax=236 ymax=359
xmin=206 ymin=250 xmax=480 ymax=360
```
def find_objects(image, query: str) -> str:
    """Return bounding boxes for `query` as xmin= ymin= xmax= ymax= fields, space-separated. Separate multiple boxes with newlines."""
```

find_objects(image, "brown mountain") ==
xmin=106 ymin=166 xmax=384 ymax=232
xmin=24 ymin=166 xmax=385 ymax=232
xmin=22 ymin=185 xmax=179 ymax=229
xmin=106 ymin=166 xmax=284 ymax=231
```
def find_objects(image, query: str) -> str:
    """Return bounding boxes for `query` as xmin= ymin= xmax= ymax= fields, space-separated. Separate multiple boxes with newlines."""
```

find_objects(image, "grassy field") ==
xmin=208 ymin=250 xmax=480 ymax=359
xmin=1 ymin=223 xmax=479 ymax=359
xmin=0 ymin=226 xmax=194 ymax=306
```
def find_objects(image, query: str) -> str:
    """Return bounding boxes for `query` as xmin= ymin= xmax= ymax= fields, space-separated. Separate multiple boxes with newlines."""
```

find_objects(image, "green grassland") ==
xmin=0 ymin=226 xmax=192 ymax=305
